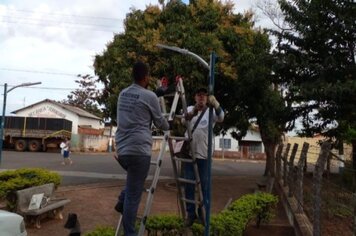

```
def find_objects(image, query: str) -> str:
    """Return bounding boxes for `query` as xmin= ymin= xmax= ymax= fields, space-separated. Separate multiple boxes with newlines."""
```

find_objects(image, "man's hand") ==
xmin=208 ymin=95 xmax=220 ymax=109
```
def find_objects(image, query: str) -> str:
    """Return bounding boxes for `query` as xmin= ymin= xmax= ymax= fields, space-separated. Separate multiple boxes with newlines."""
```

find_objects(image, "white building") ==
xmin=214 ymin=128 xmax=265 ymax=159
xmin=12 ymin=99 xmax=106 ymax=151
xmin=12 ymin=99 xmax=103 ymax=134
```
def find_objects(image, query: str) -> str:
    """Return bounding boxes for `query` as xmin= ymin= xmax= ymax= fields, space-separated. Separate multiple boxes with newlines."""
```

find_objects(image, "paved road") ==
xmin=0 ymin=151 xmax=265 ymax=185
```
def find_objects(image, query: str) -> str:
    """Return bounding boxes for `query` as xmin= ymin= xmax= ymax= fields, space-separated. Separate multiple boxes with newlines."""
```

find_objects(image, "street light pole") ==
xmin=0 ymin=82 xmax=42 ymax=165
xmin=0 ymin=83 xmax=8 ymax=165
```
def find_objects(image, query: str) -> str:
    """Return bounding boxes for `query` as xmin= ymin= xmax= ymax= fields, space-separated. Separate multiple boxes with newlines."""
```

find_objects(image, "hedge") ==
xmin=84 ymin=192 xmax=278 ymax=236
xmin=84 ymin=226 xmax=115 ymax=236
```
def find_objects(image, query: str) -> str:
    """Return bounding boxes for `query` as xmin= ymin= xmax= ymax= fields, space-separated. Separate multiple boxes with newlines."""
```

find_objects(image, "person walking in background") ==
xmin=114 ymin=61 xmax=170 ymax=236
xmin=61 ymin=137 xmax=72 ymax=165
xmin=60 ymin=140 xmax=65 ymax=156
xmin=183 ymin=87 xmax=224 ymax=226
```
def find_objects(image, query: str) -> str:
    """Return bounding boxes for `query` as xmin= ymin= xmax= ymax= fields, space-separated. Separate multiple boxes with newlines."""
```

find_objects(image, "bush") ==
xmin=84 ymin=226 xmax=115 ymax=236
xmin=83 ymin=193 xmax=278 ymax=236
xmin=191 ymin=193 xmax=278 ymax=236
xmin=0 ymin=168 xmax=61 ymax=209
xmin=146 ymin=215 xmax=184 ymax=235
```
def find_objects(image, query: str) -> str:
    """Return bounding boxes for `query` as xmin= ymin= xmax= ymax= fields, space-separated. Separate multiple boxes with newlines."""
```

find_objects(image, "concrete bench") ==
xmin=16 ymin=183 xmax=70 ymax=228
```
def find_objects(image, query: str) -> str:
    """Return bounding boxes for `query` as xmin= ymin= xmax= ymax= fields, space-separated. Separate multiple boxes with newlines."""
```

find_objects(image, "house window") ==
xmin=249 ymin=143 xmax=262 ymax=153
xmin=219 ymin=138 xmax=231 ymax=149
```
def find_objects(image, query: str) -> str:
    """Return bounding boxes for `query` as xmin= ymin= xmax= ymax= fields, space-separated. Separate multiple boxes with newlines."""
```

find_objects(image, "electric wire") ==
xmin=3 ymin=8 xmax=122 ymax=21
xmin=0 ymin=85 xmax=76 ymax=91
xmin=0 ymin=67 xmax=83 ymax=77
xmin=0 ymin=20 xmax=120 ymax=32
xmin=1 ymin=16 xmax=120 ymax=29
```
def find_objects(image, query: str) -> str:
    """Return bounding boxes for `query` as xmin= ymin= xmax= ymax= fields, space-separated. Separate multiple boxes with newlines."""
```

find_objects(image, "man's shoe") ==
xmin=114 ymin=201 xmax=124 ymax=213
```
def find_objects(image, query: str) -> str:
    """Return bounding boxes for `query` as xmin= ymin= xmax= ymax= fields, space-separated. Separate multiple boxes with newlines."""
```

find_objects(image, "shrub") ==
xmin=192 ymin=193 xmax=278 ymax=236
xmin=83 ymin=193 xmax=278 ymax=236
xmin=146 ymin=215 xmax=184 ymax=235
xmin=84 ymin=226 xmax=115 ymax=236
xmin=0 ymin=168 xmax=61 ymax=209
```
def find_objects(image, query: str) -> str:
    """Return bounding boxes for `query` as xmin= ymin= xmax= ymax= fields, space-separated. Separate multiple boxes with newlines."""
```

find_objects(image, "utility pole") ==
xmin=0 ymin=82 xmax=41 ymax=165
xmin=0 ymin=83 xmax=8 ymax=165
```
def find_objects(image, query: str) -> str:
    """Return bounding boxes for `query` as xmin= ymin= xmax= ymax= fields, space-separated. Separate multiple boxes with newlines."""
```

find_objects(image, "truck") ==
xmin=1 ymin=116 xmax=72 ymax=152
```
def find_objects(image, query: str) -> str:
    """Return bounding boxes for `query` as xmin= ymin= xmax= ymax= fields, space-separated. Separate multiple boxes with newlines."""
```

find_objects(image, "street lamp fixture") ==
xmin=0 ymin=82 xmax=42 ymax=165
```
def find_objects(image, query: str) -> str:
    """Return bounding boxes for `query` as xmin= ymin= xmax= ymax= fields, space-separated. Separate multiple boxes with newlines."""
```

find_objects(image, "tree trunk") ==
xmin=263 ymin=141 xmax=277 ymax=177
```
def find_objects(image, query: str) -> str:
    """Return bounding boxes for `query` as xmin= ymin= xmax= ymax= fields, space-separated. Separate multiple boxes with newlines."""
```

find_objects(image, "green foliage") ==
xmin=145 ymin=193 xmax=278 ymax=236
xmin=274 ymin=0 xmax=356 ymax=142
xmin=0 ymin=168 xmax=61 ymax=209
xmin=61 ymin=74 xmax=103 ymax=118
xmin=84 ymin=226 xmax=115 ymax=236
xmin=81 ymin=194 xmax=278 ymax=236
xmin=199 ymin=192 xmax=278 ymax=236
xmin=191 ymin=222 xmax=204 ymax=235
xmin=94 ymin=0 xmax=287 ymax=175
xmin=146 ymin=215 xmax=184 ymax=235
xmin=93 ymin=0 xmax=273 ymax=128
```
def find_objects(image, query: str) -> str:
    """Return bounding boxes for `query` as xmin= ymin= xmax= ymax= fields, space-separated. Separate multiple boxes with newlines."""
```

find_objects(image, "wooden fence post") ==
xmin=296 ymin=142 xmax=309 ymax=213
xmin=288 ymin=143 xmax=299 ymax=197
xmin=283 ymin=143 xmax=291 ymax=187
xmin=313 ymin=142 xmax=331 ymax=236
xmin=276 ymin=144 xmax=283 ymax=181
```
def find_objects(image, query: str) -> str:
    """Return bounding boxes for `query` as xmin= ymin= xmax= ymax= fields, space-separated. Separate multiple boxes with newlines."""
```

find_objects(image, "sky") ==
xmin=0 ymin=0 xmax=273 ymax=115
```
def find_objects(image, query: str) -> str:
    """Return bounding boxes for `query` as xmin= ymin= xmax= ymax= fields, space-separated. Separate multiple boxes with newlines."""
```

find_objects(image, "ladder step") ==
xmin=174 ymin=157 xmax=195 ymax=163
xmin=169 ymin=136 xmax=190 ymax=141
xmin=177 ymin=177 xmax=199 ymax=185
xmin=181 ymin=197 xmax=202 ymax=205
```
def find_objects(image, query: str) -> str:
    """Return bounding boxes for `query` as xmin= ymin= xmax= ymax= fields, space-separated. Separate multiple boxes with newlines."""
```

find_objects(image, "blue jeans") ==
xmin=117 ymin=155 xmax=151 ymax=236
xmin=184 ymin=158 xmax=208 ymax=220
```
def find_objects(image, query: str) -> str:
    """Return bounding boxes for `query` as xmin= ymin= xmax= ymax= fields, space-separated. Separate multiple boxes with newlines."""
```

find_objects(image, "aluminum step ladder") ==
xmin=115 ymin=77 xmax=205 ymax=236
xmin=165 ymin=78 xmax=206 ymax=226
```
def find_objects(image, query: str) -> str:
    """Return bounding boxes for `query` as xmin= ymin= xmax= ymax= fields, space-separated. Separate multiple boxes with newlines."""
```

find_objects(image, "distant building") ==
xmin=11 ymin=99 xmax=108 ymax=151
xmin=12 ymin=99 xmax=103 ymax=134
xmin=214 ymin=128 xmax=265 ymax=159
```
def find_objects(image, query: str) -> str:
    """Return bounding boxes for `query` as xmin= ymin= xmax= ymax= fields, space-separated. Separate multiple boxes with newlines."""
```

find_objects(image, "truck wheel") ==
xmin=15 ymin=139 xmax=27 ymax=152
xmin=28 ymin=140 xmax=41 ymax=152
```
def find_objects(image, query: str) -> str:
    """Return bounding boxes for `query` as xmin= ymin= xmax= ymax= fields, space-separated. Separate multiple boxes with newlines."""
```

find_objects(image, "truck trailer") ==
xmin=1 ymin=116 xmax=72 ymax=152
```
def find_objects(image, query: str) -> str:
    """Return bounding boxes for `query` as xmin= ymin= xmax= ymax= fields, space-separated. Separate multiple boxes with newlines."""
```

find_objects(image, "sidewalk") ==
xmin=25 ymin=176 xmax=293 ymax=236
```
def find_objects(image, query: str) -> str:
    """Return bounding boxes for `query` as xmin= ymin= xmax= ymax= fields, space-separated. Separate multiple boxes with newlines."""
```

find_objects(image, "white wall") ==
xmin=214 ymin=129 xmax=264 ymax=152
xmin=242 ymin=130 xmax=262 ymax=142
xmin=214 ymin=129 xmax=239 ymax=152
xmin=80 ymin=134 xmax=109 ymax=152
xmin=78 ymin=116 xmax=103 ymax=129
xmin=14 ymin=101 xmax=79 ymax=134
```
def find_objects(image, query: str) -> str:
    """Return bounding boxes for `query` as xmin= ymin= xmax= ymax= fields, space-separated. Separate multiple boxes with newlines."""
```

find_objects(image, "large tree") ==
xmin=274 ymin=0 xmax=356 ymax=164
xmin=62 ymin=74 xmax=103 ymax=118
xmin=94 ymin=0 xmax=288 ymax=175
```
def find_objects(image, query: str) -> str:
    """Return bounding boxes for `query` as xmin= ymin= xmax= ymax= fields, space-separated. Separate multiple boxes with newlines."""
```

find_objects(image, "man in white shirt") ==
xmin=183 ymin=87 xmax=224 ymax=226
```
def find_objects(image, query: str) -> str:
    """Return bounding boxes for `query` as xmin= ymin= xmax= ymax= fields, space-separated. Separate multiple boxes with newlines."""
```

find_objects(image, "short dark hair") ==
xmin=195 ymin=87 xmax=208 ymax=95
xmin=132 ymin=61 xmax=149 ymax=82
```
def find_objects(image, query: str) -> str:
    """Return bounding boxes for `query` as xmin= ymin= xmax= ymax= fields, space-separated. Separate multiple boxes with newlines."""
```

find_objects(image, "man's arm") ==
xmin=150 ymin=94 xmax=170 ymax=131
xmin=209 ymin=95 xmax=224 ymax=122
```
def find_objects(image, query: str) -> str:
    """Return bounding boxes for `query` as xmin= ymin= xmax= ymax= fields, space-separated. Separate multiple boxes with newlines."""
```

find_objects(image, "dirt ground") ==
xmin=25 ymin=176 xmax=293 ymax=236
